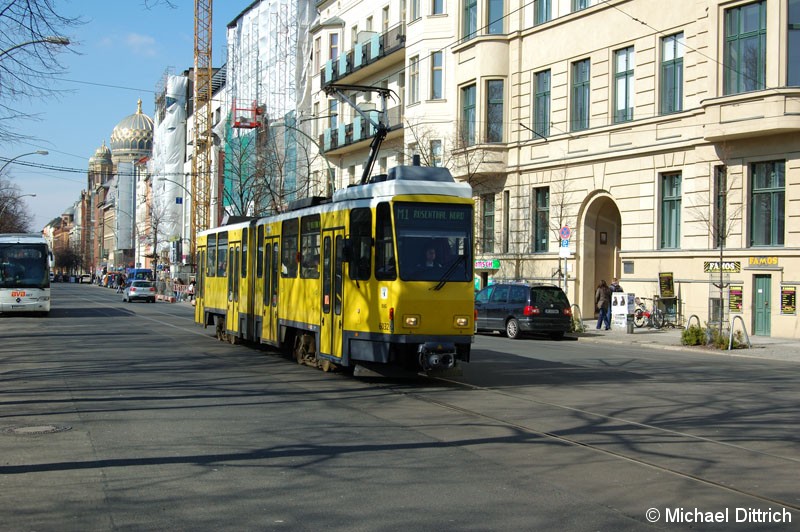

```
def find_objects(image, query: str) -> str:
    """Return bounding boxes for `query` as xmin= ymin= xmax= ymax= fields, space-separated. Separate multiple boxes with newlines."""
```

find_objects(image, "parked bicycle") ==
xmin=633 ymin=297 xmax=665 ymax=329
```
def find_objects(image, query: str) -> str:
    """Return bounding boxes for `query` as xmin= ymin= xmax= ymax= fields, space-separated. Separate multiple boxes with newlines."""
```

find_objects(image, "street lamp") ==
xmin=0 ymin=193 xmax=36 ymax=219
xmin=0 ymin=150 xmax=49 ymax=175
xmin=0 ymin=36 xmax=70 ymax=60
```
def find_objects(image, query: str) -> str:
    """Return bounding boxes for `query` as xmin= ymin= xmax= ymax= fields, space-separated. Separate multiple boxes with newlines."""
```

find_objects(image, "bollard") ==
xmin=626 ymin=314 xmax=634 ymax=334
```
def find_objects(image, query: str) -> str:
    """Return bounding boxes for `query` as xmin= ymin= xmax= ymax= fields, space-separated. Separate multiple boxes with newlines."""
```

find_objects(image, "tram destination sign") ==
xmin=394 ymin=204 xmax=471 ymax=230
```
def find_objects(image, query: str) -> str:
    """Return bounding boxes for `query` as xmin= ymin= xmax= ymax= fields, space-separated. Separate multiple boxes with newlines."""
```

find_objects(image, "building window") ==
xmin=463 ymin=0 xmax=478 ymax=40
xmin=713 ymin=166 xmax=728 ymax=249
xmin=533 ymin=187 xmax=549 ymax=252
xmin=382 ymin=6 xmax=390 ymax=33
xmin=535 ymin=0 xmax=551 ymax=25
xmin=571 ymin=59 xmax=590 ymax=132
xmin=411 ymin=0 xmax=420 ymax=21
xmin=409 ymin=55 xmax=420 ymax=104
xmin=328 ymin=100 xmax=338 ymax=129
xmin=430 ymin=51 xmax=443 ymax=99
xmin=366 ymin=16 xmax=373 ymax=32
xmin=724 ymin=1 xmax=766 ymax=95
xmin=430 ymin=140 xmax=442 ymax=167
xmin=488 ymin=0 xmax=503 ymax=34
xmin=534 ymin=70 xmax=551 ymax=138
xmin=660 ymin=33 xmax=684 ymax=114
xmin=329 ymin=33 xmax=339 ymax=61
xmin=660 ymin=172 xmax=682 ymax=249
xmin=614 ymin=47 xmax=635 ymax=123
xmin=433 ymin=0 xmax=444 ymax=15
xmin=502 ymin=190 xmax=510 ymax=253
xmin=750 ymin=161 xmax=785 ymax=247
xmin=572 ymin=0 xmax=589 ymax=12
xmin=486 ymin=79 xmax=504 ymax=143
xmin=314 ymin=37 xmax=321 ymax=71
xmin=482 ymin=193 xmax=495 ymax=253
xmin=312 ymin=102 xmax=320 ymax=137
xmin=461 ymin=84 xmax=476 ymax=146
xmin=790 ymin=0 xmax=800 ymax=85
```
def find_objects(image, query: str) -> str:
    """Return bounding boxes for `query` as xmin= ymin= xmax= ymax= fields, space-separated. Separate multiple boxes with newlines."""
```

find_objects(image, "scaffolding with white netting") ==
xmin=223 ymin=0 xmax=315 ymax=216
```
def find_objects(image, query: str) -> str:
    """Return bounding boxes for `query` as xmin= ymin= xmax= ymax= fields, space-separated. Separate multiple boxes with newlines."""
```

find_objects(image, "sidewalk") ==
xmin=575 ymin=319 xmax=800 ymax=363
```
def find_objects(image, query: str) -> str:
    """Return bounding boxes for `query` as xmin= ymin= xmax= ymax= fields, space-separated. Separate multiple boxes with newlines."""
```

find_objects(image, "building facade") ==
xmin=307 ymin=0 xmax=800 ymax=338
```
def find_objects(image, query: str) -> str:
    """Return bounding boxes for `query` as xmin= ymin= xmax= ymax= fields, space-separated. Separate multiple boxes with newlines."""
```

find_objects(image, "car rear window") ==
xmin=132 ymin=281 xmax=154 ymax=288
xmin=531 ymin=287 xmax=569 ymax=306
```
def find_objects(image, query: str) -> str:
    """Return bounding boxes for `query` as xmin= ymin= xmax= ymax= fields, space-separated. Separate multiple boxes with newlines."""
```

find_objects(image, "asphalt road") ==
xmin=1 ymin=283 xmax=798 ymax=531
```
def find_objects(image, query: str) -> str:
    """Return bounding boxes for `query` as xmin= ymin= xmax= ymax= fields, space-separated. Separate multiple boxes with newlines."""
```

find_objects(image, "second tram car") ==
xmin=195 ymin=165 xmax=475 ymax=374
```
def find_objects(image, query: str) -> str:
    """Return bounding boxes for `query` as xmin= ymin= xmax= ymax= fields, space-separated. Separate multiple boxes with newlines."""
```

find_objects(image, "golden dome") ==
xmin=109 ymin=99 xmax=154 ymax=157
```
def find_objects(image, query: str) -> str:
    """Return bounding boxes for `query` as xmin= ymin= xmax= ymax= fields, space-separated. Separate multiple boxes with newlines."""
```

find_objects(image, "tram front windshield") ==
xmin=394 ymin=202 xmax=473 ymax=282
xmin=0 ymin=243 xmax=49 ymax=289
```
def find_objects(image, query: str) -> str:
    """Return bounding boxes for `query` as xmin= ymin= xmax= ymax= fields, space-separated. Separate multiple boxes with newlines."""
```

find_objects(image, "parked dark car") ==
xmin=474 ymin=283 xmax=572 ymax=340
xmin=123 ymin=280 xmax=157 ymax=303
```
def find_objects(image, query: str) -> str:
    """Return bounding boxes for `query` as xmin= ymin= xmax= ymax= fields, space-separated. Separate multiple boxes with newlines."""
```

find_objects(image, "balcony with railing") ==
xmin=321 ymin=23 xmax=406 ymax=88
xmin=319 ymin=105 xmax=404 ymax=155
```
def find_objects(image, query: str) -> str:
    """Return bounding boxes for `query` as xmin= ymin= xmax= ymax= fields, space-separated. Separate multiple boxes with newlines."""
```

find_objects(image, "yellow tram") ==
xmin=194 ymin=165 xmax=475 ymax=374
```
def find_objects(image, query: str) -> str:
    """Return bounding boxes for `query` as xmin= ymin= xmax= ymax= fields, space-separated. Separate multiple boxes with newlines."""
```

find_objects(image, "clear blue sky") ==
xmin=1 ymin=0 xmax=246 ymax=231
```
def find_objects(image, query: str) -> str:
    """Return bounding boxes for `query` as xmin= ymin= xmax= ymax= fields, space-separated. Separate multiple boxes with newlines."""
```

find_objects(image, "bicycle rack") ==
xmin=685 ymin=314 xmax=702 ymax=329
xmin=728 ymin=315 xmax=752 ymax=350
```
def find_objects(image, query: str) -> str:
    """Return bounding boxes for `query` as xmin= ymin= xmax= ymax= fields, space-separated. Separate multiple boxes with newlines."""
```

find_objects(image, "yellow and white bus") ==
xmin=195 ymin=165 xmax=475 ymax=374
xmin=0 ymin=233 xmax=52 ymax=316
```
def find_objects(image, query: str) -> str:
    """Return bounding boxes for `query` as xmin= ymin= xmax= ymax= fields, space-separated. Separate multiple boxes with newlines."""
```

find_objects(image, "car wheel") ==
xmin=505 ymin=318 xmax=520 ymax=339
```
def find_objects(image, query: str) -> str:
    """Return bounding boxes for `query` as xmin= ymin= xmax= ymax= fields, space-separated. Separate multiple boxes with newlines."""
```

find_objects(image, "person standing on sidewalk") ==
xmin=595 ymin=280 xmax=612 ymax=330
xmin=610 ymin=277 xmax=623 ymax=293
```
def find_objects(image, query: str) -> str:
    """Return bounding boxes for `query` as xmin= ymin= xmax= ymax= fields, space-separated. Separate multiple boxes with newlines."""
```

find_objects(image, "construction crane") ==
xmin=191 ymin=0 xmax=213 ymax=269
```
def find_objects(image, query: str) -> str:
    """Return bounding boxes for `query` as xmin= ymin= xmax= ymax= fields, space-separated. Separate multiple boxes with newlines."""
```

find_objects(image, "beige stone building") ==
xmin=310 ymin=0 xmax=799 ymax=338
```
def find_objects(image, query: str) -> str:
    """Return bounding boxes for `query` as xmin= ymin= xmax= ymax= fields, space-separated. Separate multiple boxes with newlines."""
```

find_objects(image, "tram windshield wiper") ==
xmin=431 ymin=255 xmax=466 ymax=291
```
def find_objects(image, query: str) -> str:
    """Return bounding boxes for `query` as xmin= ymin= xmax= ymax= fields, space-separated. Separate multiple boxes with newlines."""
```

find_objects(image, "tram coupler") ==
xmin=418 ymin=342 xmax=457 ymax=371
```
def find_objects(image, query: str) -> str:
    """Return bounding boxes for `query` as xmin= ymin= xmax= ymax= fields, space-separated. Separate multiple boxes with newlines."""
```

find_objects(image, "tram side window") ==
xmin=207 ymin=234 xmax=217 ymax=277
xmin=300 ymin=214 xmax=321 ymax=279
xmin=349 ymin=207 xmax=372 ymax=281
xmin=281 ymin=219 xmax=299 ymax=278
xmin=375 ymin=202 xmax=396 ymax=280
xmin=217 ymin=232 xmax=228 ymax=277
xmin=256 ymin=225 xmax=264 ymax=278
xmin=241 ymin=228 xmax=248 ymax=279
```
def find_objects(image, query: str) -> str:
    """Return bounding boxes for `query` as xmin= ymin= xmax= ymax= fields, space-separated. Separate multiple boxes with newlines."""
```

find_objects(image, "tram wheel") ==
xmin=319 ymin=358 xmax=332 ymax=372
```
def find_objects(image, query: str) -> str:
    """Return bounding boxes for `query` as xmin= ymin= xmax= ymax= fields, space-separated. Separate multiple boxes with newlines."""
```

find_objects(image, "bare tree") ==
xmin=687 ymin=155 xmax=743 ymax=332
xmin=223 ymin=119 xmax=325 ymax=217
xmin=0 ymin=1 xmax=81 ymax=142
xmin=0 ymin=177 xmax=33 ymax=231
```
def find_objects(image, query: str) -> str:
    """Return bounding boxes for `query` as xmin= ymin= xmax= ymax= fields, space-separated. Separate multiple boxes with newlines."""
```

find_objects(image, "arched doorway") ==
xmin=578 ymin=194 xmax=622 ymax=318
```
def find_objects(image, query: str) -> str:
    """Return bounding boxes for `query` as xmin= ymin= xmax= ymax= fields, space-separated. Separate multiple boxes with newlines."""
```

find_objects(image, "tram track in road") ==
xmin=378 ymin=375 xmax=800 ymax=513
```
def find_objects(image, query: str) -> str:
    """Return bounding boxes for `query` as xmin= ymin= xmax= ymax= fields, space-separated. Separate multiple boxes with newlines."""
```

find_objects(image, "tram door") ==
xmin=226 ymin=244 xmax=241 ymax=335
xmin=319 ymin=229 xmax=345 ymax=361
xmin=262 ymin=237 xmax=280 ymax=345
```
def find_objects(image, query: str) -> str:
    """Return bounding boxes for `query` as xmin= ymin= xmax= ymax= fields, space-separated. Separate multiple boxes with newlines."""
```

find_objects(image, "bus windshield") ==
xmin=0 ymin=243 xmax=50 ymax=289
xmin=394 ymin=202 xmax=473 ymax=282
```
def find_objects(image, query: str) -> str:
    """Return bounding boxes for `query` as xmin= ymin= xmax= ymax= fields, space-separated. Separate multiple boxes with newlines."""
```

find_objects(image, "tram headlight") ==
xmin=454 ymin=316 xmax=470 ymax=328
xmin=403 ymin=315 xmax=420 ymax=328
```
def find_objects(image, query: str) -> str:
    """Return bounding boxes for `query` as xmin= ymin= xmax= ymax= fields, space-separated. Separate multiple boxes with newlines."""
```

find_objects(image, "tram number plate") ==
xmin=544 ymin=309 xmax=559 ymax=314
xmin=11 ymin=291 xmax=26 ymax=297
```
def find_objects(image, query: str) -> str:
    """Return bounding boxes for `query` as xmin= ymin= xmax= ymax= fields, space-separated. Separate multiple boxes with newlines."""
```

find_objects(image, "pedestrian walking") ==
xmin=595 ymin=279 xmax=612 ymax=330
